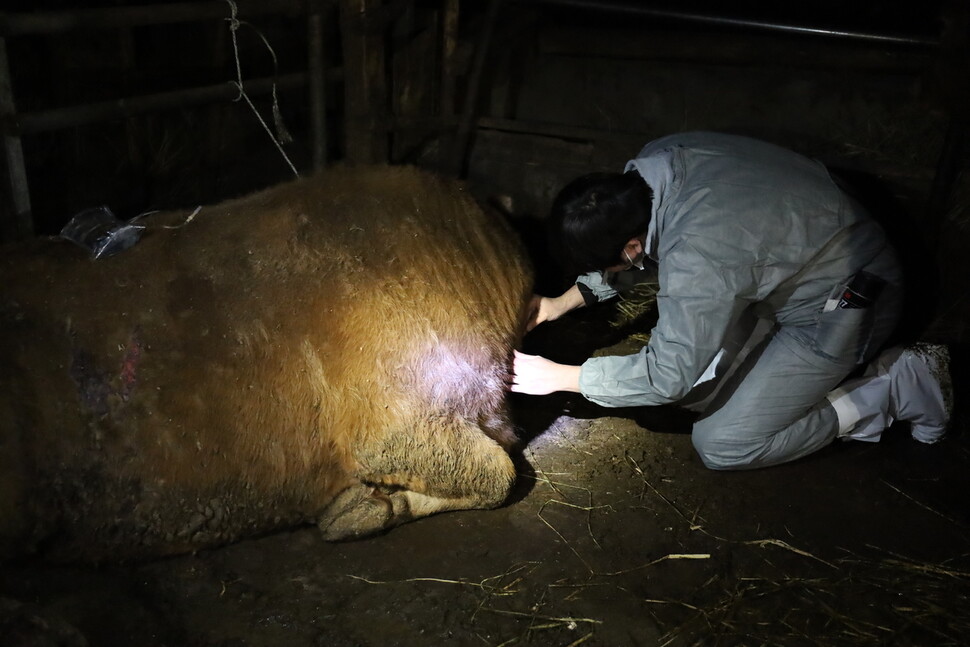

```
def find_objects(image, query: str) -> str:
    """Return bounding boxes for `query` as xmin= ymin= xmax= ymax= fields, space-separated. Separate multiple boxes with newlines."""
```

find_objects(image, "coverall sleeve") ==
xmin=578 ymin=235 xmax=753 ymax=407
xmin=575 ymin=271 xmax=618 ymax=304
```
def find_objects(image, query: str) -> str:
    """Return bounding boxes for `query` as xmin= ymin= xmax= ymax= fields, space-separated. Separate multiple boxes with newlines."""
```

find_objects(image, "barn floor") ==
xmin=2 ymin=300 xmax=969 ymax=646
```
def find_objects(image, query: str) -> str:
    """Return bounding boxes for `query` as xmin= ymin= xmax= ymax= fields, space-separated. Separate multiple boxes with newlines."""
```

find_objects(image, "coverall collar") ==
xmin=624 ymin=149 xmax=676 ymax=262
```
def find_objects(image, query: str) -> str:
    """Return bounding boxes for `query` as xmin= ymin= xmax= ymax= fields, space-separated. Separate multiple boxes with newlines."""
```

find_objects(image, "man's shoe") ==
xmin=878 ymin=343 xmax=952 ymax=443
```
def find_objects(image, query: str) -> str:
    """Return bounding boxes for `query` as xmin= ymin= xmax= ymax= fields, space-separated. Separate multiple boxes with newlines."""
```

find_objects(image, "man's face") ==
xmin=604 ymin=234 xmax=647 ymax=273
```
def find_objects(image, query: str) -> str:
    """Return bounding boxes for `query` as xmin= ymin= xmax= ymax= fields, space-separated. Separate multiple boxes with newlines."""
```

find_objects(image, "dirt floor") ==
xmin=2 ymin=295 xmax=969 ymax=647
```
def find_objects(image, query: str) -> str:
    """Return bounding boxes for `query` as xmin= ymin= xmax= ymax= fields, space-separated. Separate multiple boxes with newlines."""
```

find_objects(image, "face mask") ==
xmin=624 ymin=249 xmax=645 ymax=271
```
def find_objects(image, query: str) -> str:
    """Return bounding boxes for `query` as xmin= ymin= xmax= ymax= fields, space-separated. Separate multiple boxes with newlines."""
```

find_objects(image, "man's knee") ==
xmin=691 ymin=423 xmax=759 ymax=471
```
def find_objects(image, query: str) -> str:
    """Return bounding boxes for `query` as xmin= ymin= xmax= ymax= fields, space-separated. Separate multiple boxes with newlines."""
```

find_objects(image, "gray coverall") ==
xmin=575 ymin=132 xmax=903 ymax=470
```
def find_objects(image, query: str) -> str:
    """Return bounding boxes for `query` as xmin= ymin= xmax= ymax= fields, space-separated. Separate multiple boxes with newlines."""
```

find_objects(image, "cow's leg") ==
xmin=318 ymin=416 xmax=516 ymax=540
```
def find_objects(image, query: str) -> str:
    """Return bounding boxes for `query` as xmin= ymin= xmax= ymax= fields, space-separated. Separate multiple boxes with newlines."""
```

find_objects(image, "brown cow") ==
xmin=0 ymin=165 xmax=533 ymax=561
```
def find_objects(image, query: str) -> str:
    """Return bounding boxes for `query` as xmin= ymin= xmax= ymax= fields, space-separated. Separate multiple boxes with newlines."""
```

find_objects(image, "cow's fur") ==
xmin=0 ymin=165 xmax=533 ymax=561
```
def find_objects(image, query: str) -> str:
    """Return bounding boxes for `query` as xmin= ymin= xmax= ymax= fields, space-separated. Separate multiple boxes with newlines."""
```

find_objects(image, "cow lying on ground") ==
xmin=0 ymin=165 xmax=533 ymax=561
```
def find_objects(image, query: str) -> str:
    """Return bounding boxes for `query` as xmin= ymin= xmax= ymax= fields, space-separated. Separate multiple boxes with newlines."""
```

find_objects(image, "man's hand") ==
xmin=524 ymin=295 xmax=553 ymax=331
xmin=525 ymin=284 xmax=586 ymax=331
xmin=510 ymin=350 xmax=582 ymax=395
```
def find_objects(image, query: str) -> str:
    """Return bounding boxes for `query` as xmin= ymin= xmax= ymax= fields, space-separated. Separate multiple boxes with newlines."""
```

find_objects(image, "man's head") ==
xmin=550 ymin=171 xmax=653 ymax=274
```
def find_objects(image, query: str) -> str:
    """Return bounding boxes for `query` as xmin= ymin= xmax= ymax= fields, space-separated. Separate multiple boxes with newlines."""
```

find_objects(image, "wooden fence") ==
xmin=0 ymin=0 xmax=478 ymax=242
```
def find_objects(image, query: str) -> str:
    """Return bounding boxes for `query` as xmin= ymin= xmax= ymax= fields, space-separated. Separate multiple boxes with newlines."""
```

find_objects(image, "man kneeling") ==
xmin=512 ymin=131 xmax=951 ymax=470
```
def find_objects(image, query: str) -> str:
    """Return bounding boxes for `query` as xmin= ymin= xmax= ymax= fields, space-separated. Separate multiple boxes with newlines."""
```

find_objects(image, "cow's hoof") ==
xmin=318 ymin=486 xmax=403 ymax=541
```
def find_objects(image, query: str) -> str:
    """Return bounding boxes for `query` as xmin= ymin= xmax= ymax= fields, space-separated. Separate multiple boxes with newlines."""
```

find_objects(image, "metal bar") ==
xmin=13 ymin=72 xmax=308 ymax=136
xmin=0 ymin=37 xmax=31 ymax=240
xmin=307 ymin=0 xmax=328 ymax=169
xmin=477 ymin=115 xmax=648 ymax=143
xmin=477 ymin=115 xmax=936 ymax=183
xmin=523 ymin=0 xmax=939 ymax=47
xmin=0 ymin=1 xmax=305 ymax=36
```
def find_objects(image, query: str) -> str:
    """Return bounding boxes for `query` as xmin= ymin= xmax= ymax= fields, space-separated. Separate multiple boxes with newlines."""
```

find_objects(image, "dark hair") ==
xmin=549 ymin=171 xmax=653 ymax=274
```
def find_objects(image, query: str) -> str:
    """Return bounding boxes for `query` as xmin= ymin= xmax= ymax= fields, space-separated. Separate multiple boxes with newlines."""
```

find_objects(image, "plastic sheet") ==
xmin=59 ymin=206 xmax=145 ymax=259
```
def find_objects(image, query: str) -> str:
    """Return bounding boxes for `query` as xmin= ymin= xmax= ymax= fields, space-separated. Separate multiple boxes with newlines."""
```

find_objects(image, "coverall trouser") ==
xmin=690 ymin=248 xmax=904 ymax=470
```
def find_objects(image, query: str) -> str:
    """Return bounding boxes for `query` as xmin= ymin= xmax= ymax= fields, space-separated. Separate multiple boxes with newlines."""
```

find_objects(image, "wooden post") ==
xmin=926 ymin=0 xmax=969 ymax=252
xmin=390 ymin=2 xmax=443 ymax=162
xmin=203 ymin=11 xmax=229 ymax=173
xmin=118 ymin=24 xmax=143 ymax=172
xmin=308 ymin=0 xmax=328 ymax=169
xmin=0 ymin=37 xmax=31 ymax=241
xmin=429 ymin=0 xmax=459 ymax=171
xmin=339 ymin=0 xmax=388 ymax=164
xmin=449 ymin=0 xmax=502 ymax=177
xmin=440 ymin=0 xmax=458 ymax=121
